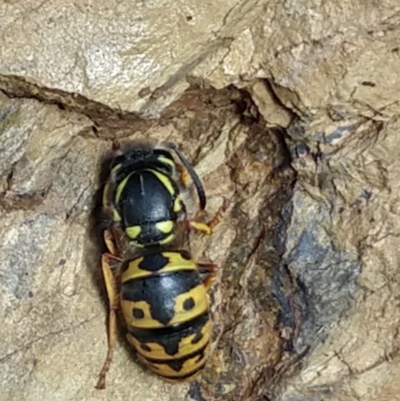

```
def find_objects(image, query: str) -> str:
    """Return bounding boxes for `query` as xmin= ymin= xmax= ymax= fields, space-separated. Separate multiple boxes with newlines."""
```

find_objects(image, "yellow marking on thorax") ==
xmin=148 ymin=343 xmax=210 ymax=377
xmin=102 ymin=181 xmax=112 ymax=209
xmin=158 ymin=156 xmax=175 ymax=170
xmin=103 ymin=180 xmax=122 ymax=221
xmin=159 ymin=233 xmax=175 ymax=245
xmin=173 ymin=197 xmax=183 ymax=213
xmin=112 ymin=208 xmax=121 ymax=222
xmin=115 ymin=172 xmax=134 ymax=203
xmin=126 ymin=225 xmax=141 ymax=239
xmin=156 ymin=220 xmax=174 ymax=234
xmin=121 ymin=252 xmax=197 ymax=282
xmin=149 ymin=170 xmax=176 ymax=196
xmin=127 ymin=319 xmax=212 ymax=360
xmin=111 ymin=163 xmax=122 ymax=173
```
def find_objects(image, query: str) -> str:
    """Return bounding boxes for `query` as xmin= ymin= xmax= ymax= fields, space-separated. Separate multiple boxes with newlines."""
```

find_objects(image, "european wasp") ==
xmin=95 ymin=142 xmax=228 ymax=388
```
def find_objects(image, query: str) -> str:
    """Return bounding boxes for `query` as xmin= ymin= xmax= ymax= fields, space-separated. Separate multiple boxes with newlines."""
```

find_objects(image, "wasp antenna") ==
xmin=164 ymin=142 xmax=207 ymax=210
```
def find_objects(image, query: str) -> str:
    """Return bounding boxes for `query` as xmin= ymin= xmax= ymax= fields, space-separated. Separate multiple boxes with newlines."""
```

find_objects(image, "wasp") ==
xmin=95 ymin=142 xmax=228 ymax=388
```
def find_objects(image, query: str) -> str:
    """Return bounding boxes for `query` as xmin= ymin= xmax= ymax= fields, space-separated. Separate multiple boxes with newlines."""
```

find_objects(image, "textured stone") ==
xmin=0 ymin=0 xmax=261 ymax=118
xmin=1 ymin=1 xmax=400 ymax=401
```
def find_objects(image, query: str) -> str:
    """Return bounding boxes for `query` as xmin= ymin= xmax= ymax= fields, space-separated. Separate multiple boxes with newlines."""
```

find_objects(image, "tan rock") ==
xmin=0 ymin=0 xmax=262 ymax=117
xmin=1 ymin=1 xmax=400 ymax=401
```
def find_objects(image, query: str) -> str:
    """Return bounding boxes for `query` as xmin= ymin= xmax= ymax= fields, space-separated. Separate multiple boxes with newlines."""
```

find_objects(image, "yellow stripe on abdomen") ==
xmin=145 ymin=343 xmax=210 ymax=378
xmin=121 ymin=252 xmax=197 ymax=282
xmin=127 ymin=319 xmax=212 ymax=360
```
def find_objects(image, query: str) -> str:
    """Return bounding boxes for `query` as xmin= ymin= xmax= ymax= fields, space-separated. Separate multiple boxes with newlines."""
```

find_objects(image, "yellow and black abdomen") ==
xmin=120 ymin=251 xmax=212 ymax=382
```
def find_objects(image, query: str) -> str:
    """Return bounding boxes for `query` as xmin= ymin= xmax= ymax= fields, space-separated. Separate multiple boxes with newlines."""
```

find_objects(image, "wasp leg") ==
xmin=104 ymin=226 xmax=130 ymax=258
xmin=188 ymin=220 xmax=212 ymax=235
xmin=206 ymin=197 xmax=230 ymax=231
xmin=188 ymin=198 xmax=230 ymax=235
xmin=178 ymin=164 xmax=192 ymax=188
xmin=95 ymin=252 xmax=121 ymax=390
xmin=176 ymin=161 xmax=206 ymax=210
xmin=198 ymin=263 xmax=217 ymax=290
xmin=103 ymin=229 xmax=118 ymax=255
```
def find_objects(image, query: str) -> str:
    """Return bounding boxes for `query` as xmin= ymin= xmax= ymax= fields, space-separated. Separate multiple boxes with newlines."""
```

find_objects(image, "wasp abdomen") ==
xmin=120 ymin=251 xmax=212 ymax=381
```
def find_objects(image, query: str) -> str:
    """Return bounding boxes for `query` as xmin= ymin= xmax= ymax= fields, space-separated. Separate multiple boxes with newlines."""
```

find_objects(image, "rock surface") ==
xmin=1 ymin=1 xmax=400 ymax=401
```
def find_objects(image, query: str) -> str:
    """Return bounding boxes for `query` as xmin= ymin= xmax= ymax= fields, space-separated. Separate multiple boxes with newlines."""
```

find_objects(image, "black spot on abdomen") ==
xmin=183 ymin=297 xmax=195 ymax=311
xmin=133 ymin=308 xmax=145 ymax=319
xmin=138 ymin=253 xmax=169 ymax=272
